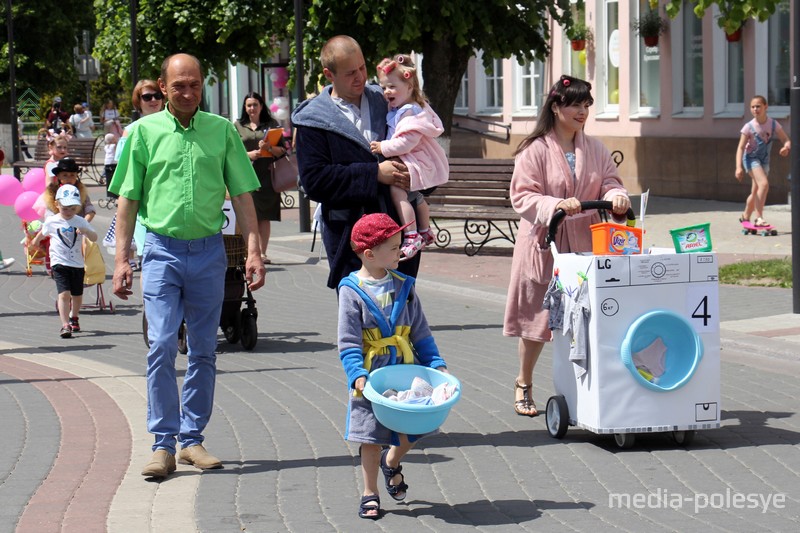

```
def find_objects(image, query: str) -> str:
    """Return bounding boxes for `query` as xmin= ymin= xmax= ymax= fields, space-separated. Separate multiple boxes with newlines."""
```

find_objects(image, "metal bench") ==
xmin=426 ymin=151 xmax=624 ymax=256
xmin=12 ymin=137 xmax=104 ymax=185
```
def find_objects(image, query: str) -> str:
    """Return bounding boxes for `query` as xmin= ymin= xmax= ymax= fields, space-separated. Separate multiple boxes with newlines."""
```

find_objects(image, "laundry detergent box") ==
xmin=669 ymin=223 xmax=712 ymax=253
xmin=590 ymin=222 xmax=643 ymax=255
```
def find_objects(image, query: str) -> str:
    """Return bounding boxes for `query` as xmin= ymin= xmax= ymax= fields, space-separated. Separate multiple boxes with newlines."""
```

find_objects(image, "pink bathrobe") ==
xmin=503 ymin=130 xmax=627 ymax=342
xmin=378 ymin=103 xmax=449 ymax=191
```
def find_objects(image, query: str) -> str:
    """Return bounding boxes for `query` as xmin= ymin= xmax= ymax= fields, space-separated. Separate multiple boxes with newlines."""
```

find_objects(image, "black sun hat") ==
xmin=52 ymin=157 xmax=81 ymax=175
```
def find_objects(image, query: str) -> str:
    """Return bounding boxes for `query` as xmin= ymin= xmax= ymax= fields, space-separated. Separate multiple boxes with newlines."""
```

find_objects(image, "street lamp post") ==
xmin=130 ymin=0 xmax=139 ymax=121
xmin=791 ymin=3 xmax=800 ymax=312
xmin=6 ymin=0 xmax=21 ymax=178
xmin=294 ymin=0 xmax=310 ymax=232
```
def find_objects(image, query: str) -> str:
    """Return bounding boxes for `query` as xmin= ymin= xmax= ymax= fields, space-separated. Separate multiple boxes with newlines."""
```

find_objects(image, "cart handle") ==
xmin=546 ymin=200 xmax=635 ymax=245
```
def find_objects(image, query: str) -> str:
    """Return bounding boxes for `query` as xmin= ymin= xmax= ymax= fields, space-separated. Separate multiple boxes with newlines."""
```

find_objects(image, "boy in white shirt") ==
xmin=32 ymin=184 xmax=98 ymax=337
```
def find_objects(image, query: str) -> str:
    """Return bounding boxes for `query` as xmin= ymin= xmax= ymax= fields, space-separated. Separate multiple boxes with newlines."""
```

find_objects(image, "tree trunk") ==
xmin=421 ymin=35 xmax=472 ymax=151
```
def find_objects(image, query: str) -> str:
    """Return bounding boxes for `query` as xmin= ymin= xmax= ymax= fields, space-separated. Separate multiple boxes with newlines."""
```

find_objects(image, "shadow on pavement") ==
xmin=391 ymin=498 xmax=593 ymax=525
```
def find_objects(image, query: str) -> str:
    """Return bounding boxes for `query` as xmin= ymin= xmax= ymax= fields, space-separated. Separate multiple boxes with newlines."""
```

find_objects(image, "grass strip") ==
xmin=719 ymin=257 xmax=792 ymax=288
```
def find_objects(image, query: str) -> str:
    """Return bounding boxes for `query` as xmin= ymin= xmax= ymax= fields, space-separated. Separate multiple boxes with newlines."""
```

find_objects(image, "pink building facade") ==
xmin=449 ymin=0 xmax=793 ymax=203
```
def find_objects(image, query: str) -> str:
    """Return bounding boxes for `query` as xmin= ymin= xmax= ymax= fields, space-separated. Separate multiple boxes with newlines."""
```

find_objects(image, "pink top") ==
xmin=377 ymin=103 xmax=449 ymax=191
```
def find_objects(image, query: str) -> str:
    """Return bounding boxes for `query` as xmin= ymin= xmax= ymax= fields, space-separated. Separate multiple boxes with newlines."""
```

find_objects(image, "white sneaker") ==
xmin=0 ymin=258 xmax=15 ymax=271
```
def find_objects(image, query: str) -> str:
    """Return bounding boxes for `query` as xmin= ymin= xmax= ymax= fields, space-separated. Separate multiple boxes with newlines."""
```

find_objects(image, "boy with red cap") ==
xmin=337 ymin=212 xmax=448 ymax=520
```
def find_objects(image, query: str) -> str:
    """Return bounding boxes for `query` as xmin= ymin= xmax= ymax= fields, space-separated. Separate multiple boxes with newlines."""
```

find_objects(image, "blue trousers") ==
xmin=141 ymin=231 xmax=226 ymax=454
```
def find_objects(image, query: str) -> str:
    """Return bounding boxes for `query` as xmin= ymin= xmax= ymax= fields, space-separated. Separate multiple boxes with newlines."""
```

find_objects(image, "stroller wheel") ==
xmin=241 ymin=310 xmax=258 ymax=351
xmin=178 ymin=321 xmax=188 ymax=354
xmin=222 ymin=307 xmax=242 ymax=344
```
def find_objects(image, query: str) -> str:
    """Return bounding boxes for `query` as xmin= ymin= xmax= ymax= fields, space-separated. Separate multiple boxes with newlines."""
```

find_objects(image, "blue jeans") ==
xmin=141 ymin=231 xmax=226 ymax=454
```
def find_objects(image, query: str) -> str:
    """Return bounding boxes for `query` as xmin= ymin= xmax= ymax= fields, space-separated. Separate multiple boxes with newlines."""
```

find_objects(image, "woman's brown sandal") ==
xmin=514 ymin=380 xmax=538 ymax=417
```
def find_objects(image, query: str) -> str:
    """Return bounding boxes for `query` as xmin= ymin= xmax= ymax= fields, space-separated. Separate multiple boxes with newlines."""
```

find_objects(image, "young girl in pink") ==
xmin=44 ymin=132 xmax=70 ymax=183
xmin=370 ymin=54 xmax=449 ymax=260
xmin=734 ymin=95 xmax=791 ymax=227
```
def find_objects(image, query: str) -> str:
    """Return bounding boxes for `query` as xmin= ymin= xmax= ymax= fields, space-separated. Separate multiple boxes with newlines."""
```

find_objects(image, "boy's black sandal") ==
xmin=380 ymin=448 xmax=408 ymax=501
xmin=358 ymin=494 xmax=381 ymax=520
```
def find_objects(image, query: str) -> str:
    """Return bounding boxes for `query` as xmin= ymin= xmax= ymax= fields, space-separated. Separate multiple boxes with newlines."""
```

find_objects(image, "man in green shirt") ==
xmin=110 ymin=53 xmax=266 ymax=479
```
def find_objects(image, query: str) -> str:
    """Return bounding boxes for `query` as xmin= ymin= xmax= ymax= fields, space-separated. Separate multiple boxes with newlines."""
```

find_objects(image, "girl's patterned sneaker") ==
xmin=400 ymin=232 xmax=424 ymax=260
xmin=418 ymin=227 xmax=436 ymax=247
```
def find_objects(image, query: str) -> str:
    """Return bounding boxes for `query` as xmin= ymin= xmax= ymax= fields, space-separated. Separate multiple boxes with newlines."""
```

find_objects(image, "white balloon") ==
xmin=274 ymin=108 xmax=289 ymax=121
xmin=270 ymin=73 xmax=278 ymax=81
xmin=274 ymin=96 xmax=289 ymax=109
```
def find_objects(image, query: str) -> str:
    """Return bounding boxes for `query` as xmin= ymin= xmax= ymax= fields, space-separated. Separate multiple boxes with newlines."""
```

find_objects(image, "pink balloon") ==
xmin=22 ymin=167 xmax=47 ymax=194
xmin=0 ymin=174 xmax=24 ymax=206
xmin=273 ymin=78 xmax=288 ymax=89
xmin=14 ymin=190 xmax=41 ymax=221
xmin=270 ymin=103 xmax=280 ymax=113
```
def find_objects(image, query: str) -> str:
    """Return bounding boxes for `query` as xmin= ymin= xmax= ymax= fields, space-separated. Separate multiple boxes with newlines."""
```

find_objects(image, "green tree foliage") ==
xmin=93 ymin=0 xmax=292 ymax=92
xmin=665 ymin=0 xmax=784 ymax=35
xmin=301 ymin=0 xmax=579 ymax=136
xmin=0 ymin=0 xmax=94 ymax=104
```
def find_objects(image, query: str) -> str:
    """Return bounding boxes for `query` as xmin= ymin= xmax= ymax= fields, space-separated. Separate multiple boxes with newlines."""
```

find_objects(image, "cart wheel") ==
xmin=671 ymin=430 xmax=695 ymax=447
xmin=545 ymin=395 xmax=569 ymax=439
xmin=614 ymin=433 xmax=636 ymax=449
xmin=143 ymin=313 xmax=150 ymax=348
xmin=178 ymin=321 xmax=188 ymax=354
xmin=240 ymin=310 xmax=258 ymax=351
xmin=222 ymin=310 xmax=241 ymax=344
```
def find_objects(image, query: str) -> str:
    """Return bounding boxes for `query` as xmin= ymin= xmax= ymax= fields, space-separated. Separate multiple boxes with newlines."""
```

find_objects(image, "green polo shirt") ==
xmin=110 ymin=107 xmax=259 ymax=240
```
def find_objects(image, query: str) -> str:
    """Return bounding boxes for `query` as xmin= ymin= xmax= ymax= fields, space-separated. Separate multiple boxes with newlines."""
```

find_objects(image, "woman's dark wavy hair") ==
xmin=238 ymin=92 xmax=272 ymax=126
xmin=515 ymin=75 xmax=594 ymax=155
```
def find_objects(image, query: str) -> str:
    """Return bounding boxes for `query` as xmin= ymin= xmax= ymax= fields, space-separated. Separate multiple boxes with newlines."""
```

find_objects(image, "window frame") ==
xmin=670 ymin=0 xmax=704 ymax=117
xmin=513 ymin=56 xmax=544 ymax=116
xmin=475 ymin=51 xmax=504 ymax=114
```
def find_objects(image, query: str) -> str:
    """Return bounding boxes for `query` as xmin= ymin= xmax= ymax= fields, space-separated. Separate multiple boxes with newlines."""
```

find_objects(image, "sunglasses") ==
xmin=141 ymin=92 xmax=164 ymax=102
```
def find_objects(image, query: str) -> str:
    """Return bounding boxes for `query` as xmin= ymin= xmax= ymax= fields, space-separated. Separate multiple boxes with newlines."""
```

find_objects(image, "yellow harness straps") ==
xmin=353 ymin=325 xmax=414 ymax=397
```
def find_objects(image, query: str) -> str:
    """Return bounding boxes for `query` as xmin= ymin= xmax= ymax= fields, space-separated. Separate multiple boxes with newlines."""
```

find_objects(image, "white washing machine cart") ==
xmin=543 ymin=203 xmax=720 ymax=448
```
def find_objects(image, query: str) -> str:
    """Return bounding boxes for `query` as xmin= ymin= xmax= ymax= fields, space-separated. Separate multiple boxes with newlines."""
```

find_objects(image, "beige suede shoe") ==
xmin=141 ymin=449 xmax=176 ymax=478
xmin=177 ymin=444 xmax=223 ymax=470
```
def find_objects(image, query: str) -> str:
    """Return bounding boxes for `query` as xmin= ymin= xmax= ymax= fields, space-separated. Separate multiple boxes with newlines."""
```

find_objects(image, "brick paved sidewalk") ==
xmin=1 ymin=192 xmax=799 ymax=532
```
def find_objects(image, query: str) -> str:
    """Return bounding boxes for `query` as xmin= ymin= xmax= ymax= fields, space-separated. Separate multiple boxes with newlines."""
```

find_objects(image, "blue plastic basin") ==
xmin=620 ymin=309 xmax=704 ymax=392
xmin=362 ymin=365 xmax=461 ymax=434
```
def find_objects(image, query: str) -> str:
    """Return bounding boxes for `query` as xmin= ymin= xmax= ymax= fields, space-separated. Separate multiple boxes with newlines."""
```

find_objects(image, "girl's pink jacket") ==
xmin=377 ymin=103 xmax=449 ymax=191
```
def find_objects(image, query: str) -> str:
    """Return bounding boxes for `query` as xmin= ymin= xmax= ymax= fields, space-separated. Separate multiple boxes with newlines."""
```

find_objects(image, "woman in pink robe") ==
xmin=504 ymin=75 xmax=630 ymax=417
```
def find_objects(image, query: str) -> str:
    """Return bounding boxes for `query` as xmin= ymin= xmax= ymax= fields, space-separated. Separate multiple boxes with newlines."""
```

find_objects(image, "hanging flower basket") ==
xmin=571 ymin=39 xmax=586 ymax=51
xmin=725 ymin=27 xmax=742 ymax=42
xmin=643 ymin=35 xmax=659 ymax=47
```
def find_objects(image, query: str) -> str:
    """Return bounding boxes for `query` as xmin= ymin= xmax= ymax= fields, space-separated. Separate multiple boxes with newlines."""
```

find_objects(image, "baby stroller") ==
xmin=220 ymin=234 xmax=259 ymax=350
xmin=141 ymin=234 xmax=258 ymax=352
xmin=21 ymin=220 xmax=51 ymax=276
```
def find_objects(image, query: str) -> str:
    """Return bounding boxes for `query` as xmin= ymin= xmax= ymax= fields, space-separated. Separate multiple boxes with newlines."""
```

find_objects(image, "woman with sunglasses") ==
xmin=104 ymin=80 xmax=166 ymax=268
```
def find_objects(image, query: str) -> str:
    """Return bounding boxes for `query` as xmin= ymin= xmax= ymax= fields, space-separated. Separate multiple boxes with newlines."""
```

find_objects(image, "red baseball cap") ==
xmin=351 ymin=213 xmax=412 ymax=253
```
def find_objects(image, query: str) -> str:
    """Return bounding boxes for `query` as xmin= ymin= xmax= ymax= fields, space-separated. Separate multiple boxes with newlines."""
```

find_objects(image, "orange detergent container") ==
xmin=590 ymin=222 xmax=643 ymax=255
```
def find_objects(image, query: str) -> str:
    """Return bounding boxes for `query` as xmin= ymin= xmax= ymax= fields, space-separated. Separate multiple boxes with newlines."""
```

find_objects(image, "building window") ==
xmin=604 ymin=0 xmax=621 ymax=109
xmin=682 ymin=0 xmax=703 ymax=108
xmin=514 ymin=58 xmax=544 ymax=113
xmin=477 ymin=56 xmax=503 ymax=112
xmin=566 ymin=3 xmax=587 ymax=80
xmin=454 ymin=73 xmax=469 ymax=112
xmin=636 ymin=0 xmax=660 ymax=111
xmin=768 ymin=0 xmax=790 ymax=106
xmin=726 ymin=39 xmax=744 ymax=107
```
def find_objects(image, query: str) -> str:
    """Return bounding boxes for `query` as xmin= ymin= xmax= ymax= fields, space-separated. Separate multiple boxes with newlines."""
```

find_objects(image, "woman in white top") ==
xmin=70 ymin=104 xmax=94 ymax=138
xmin=102 ymin=99 xmax=123 ymax=137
